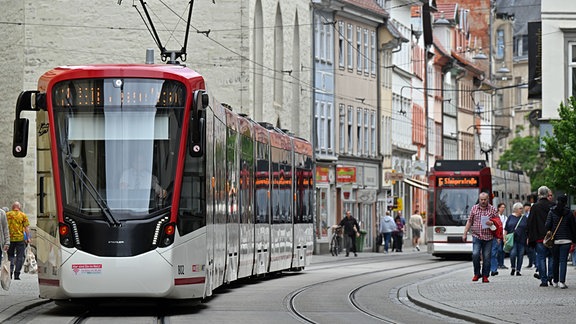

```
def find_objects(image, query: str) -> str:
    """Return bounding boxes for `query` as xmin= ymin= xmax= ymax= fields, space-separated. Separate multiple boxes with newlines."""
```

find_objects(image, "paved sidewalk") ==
xmin=407 ymin=259 xmax=576 ymax=324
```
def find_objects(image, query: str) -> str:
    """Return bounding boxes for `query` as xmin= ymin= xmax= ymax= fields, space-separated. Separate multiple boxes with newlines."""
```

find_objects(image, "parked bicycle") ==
xmin=329 ymin=225 xmax=343 ymax=256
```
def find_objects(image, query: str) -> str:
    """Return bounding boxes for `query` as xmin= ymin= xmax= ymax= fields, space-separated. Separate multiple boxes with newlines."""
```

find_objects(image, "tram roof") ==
xmin=433 ymin=160 xmax=487 ymax=172
xmin=38 ymin=64 xmax=204 ymax=91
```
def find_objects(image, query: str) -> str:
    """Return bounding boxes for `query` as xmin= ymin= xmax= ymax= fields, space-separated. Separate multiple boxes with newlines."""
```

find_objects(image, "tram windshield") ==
xmin=434 ymin=188 xmax=479 ymax=226
xmin=52 ymin=78 xmax=185 ymax=219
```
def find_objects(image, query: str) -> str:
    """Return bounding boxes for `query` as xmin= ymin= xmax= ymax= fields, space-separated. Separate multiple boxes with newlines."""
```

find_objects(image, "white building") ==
xmin=540 ymin=1 xmax=576 ymax=131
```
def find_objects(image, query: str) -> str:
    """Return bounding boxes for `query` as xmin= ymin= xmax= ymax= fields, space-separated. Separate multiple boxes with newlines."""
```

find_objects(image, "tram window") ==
xmin=435 ymin=188 xmax=478 ymax=226
xmin=68 ymin=114 xmax=169 ymax=140
xmin=255 ymin=142 xmax=270 ymax=224
xmin=178 ymin=154 xmax=206 ymax=235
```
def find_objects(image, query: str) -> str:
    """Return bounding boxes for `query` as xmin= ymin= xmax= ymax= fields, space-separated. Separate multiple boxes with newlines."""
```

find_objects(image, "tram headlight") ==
xmin=59 ymin=223 xmax=75 ymax=248
xmin=158 ymin=222 xmax=175 ymax=248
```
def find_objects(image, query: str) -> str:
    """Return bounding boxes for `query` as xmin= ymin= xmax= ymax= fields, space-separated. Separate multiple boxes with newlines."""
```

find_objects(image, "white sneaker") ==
xmin=559 ymin=282 xmax=568 ymax=289
xmin=553 ymin=282 xmax=559 ymax=288
xmin=415 ymin=245 xmax=420 ymax=251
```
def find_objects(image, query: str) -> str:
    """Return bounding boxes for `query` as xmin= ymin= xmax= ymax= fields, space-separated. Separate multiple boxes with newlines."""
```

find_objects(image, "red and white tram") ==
xmin=12 ymin=63 xmax=314 ymax=301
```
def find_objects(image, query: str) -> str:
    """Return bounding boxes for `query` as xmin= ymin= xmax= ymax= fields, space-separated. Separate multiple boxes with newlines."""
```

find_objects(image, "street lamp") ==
xmin=497 ymin=63 xmax=510 ymax=74
xmin=473 ymin=48 xmax=488 ymax=60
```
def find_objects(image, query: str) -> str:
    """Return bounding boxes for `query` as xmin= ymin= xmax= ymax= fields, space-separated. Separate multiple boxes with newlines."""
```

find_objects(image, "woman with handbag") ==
xmin=504 ymin=202 xmax=528 ymax=276
xmin=544 ymin=195 xmax=576 ymax=288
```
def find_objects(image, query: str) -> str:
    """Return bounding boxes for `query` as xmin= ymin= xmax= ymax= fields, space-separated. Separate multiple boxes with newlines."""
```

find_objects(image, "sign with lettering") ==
xmin=437 ymin=176 xmax=479 ymax=187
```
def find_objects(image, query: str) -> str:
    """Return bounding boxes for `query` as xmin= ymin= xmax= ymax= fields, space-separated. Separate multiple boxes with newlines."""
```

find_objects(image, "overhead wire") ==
xmin=0 ymin=1 xmax=548 ymax=126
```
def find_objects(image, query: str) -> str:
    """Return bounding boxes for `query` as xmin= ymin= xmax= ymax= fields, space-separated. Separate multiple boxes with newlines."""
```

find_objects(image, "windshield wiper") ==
xmin=64 ymin=155 xmax=121 ymax=227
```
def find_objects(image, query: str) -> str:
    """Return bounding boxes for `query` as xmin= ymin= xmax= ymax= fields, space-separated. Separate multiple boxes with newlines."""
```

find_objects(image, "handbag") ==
xmin=503 ymin=233 xmax=514 ymax=253
xmin=503 ymin=215 xmax=523 ymax=253
xmin=1 ymin=251 xmax=11 ymax=291
xmin=543 ymin=215 xmax=564 ymax=249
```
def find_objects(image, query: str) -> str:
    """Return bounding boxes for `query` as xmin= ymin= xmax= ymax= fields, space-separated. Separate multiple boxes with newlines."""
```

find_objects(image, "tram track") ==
xmin=287 ymin=258 xmax=470 ymax=324
xmin=2 ymin=300 xmax=173 ymax=324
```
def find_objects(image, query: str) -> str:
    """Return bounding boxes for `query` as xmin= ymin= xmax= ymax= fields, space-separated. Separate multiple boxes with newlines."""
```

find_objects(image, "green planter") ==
xmin=356 ymin=230 xmax=367 ymax=251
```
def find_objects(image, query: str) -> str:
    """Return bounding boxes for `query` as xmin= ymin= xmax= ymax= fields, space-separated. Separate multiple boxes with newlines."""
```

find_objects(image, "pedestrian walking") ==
xmin=504 ymin=202 xmax=528 ymax=276
xmin=339 ymin=210 xmax=360 ymax=257
xmin=0 ymin=207 xmax=9 ymax=263
xmin=545 ymin=194 xmax=576 ymax=288
xmin=528 ymin=186 xmax=555 ymax=287
xmin=524 ymin=202 xmax=536 ymax=269
xmin=392 ymin=216 xmax=404 ymax=252
xmin=496 ymin=203 xmax=508 ymax=270
xmin=379 ymin=211 xmax=396 ymax=253
xmin=6 ymin=202 xmax=31 ymax=280
xmin=462 ymin=192 xmax=498 ymax=283
xmin=409 ymin=209 xmax=423 ymax=251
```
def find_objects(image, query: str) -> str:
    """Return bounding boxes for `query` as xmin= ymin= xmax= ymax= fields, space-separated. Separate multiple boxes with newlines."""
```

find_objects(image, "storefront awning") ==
xmin=404 ymin=178 xmax=429 ymax=190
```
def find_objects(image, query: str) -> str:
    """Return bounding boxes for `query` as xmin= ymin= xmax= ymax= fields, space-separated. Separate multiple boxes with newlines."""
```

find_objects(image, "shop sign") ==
xmin=336 ymin=166 xmax=356 ymax=183
xmin=316 ymin=167 xmax=330 ymax=183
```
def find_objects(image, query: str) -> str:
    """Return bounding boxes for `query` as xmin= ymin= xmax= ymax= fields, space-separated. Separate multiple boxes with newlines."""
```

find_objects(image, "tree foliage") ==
xmin=542 ymin=96 xmax=576 ymax=195
xmin=497 ymin=135 xmax=542 ymax=181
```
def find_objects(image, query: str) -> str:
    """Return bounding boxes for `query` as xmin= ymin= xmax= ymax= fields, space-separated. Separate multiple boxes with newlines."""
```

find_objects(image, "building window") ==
xmin=371 ymin=31 xmax=376 ymax=75
xmin=314 ymin=17 xmax=319 ymax=61
xmin=319 ymin=18 xmax=325 ymax=61
xmin=339 ymin=104 xmax=345 ymax=152
xmin=338 ymin=21 xmax=345 ymax=68
xmin=364 ymin=110 xmax=369 ymax=154
xmin=495 ymin=28 xmax=505 ymax=60
xmin=514 ymin=35 xmax=529 ymax=58
xmin=364 ymin=29 xmax=369 ymax=74
xmin=318 ymin=102 xmax=325 ymax=149
xmin=347 ymin=24 xmax=353 ymax=70
xmin=370 ymin=111 xmax=376 ymax=156
xmin=357 ymin=27 xmax=362 ymax=73
xmin=327 ymin=102 xmax=333 ymax=151
xmin=570 ymin=42 xmax=576 ymax=98
xmin=347 ymin=106 xmax=353 ymax=154
xmin=357 ymin=109 xmax=363 ymax=155
xmin=315 ymin=101 xmax=334 ymax=153
xmin=325 ymin=22 xmax=333 ymax=64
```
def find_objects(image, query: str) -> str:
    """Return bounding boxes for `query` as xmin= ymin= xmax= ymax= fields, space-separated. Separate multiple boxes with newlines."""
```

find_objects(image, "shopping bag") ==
xmin=503 ymin=233 xmax=514 ymax=253
xmin=23 ymin=245 xmax=38 ymax=274
xmin=1 ymin=251 xmax=11 ymax=291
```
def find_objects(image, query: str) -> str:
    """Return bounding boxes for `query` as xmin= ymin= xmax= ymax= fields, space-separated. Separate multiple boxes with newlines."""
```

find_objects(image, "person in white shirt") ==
xmin=496 ymin=203 xmax=508 ymax=270
xmin=409 ymin=209 xmax=424 ymax=251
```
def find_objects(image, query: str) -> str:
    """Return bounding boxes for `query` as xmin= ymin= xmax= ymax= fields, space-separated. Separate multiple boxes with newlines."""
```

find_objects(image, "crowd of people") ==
xmin=463 ymin=186 xmax=576 ymax=287
xmin=0 ymin=201 xmax=31 ymax=281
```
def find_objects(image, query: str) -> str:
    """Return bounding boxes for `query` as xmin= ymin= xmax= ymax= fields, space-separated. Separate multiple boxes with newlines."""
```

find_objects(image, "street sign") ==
xmin=385 ymin=172 xmax=404 ymax=181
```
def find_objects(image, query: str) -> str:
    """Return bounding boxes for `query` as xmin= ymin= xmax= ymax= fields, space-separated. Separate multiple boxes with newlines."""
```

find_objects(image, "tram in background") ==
xmin=11 ymin=63 xmax=314 ymax=302
xmin=426 ymin=160 xmax=530 ymax=257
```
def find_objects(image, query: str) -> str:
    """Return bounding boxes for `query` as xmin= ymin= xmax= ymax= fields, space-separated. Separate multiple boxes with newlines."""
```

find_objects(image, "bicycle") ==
xmin=329 ymin=225 xmax=343 ymax=256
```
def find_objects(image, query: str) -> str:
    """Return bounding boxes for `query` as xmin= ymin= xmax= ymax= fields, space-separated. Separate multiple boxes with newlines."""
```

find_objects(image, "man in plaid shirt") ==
xmin=462 ymin=192 xmax=498 ymax=283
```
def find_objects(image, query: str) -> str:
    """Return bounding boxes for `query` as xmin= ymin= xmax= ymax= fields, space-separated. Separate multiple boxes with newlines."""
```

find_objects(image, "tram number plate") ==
xmin=447 ymin=236 xmax=465 ymax=243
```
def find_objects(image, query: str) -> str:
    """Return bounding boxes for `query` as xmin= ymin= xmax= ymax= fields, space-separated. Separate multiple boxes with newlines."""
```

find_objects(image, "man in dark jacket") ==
xmin=527 ymin=186 xmax=555 ymax=287
xmin=339 ymin=210 xmax=360 ymax=257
